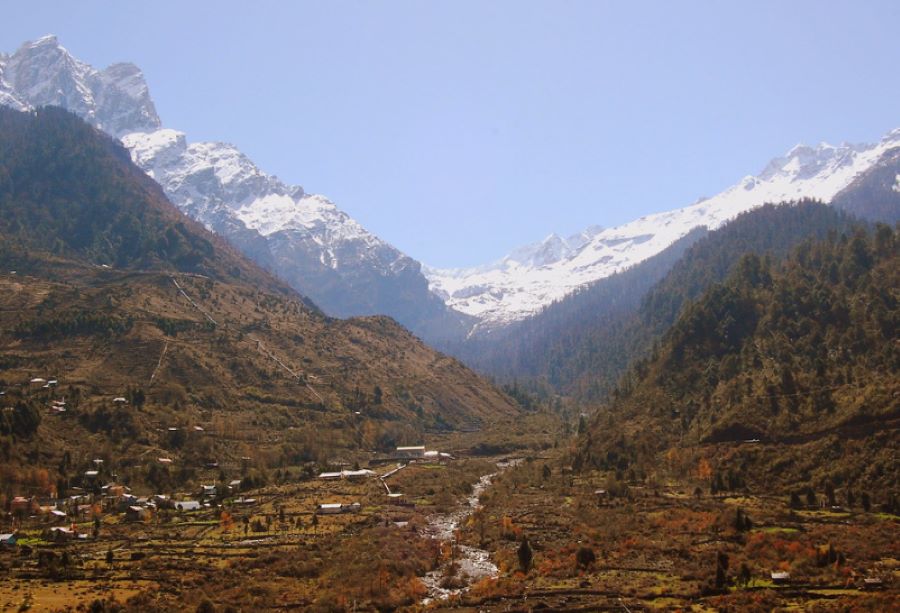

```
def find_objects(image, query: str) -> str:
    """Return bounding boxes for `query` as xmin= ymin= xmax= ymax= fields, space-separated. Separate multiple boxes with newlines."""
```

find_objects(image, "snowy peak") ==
xmin=122 ymin=129 xmax=302 ymax=224
xmin=2 ymin=35 xmax=159 ymax=135
xmin=426 ymin=128 xmax=900 ymax=331
xmin=759 ymin=140 xmax=867 ymax=183
xmin=507 ymin=233 xmax=570 ymax=267
xmin=0 ymin=54 xmax=29 ymax=112
xmin=123 ymin=128 xmax=188 ymax=169
xmin=504 ymin=225 xmax=604 ymax=268
xmin=3 ymin=35 xmax=95 ymax=118
xmin=0 ymin=35 xmax=468 ymax=339
xmin=121 ymin=126 xmax=397 ymax=280
xmin=91 ymin=62 xmax=160 ymax=136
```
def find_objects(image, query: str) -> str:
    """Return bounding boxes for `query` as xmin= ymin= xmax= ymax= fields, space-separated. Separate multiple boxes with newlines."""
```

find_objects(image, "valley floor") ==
xmin=434 ymin=458 xmax=899 ymax=612
xmin=0 ymin=415 xmax=900 ymax=612
xmin=2 ymin=438 xmax=897 ymax=612
xmin=0 ymin=456 xmax=499 ymax=612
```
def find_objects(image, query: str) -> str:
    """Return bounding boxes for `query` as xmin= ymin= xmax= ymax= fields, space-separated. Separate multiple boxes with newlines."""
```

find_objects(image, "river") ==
xmin=420 ymin=459 xmax=520 ymax=604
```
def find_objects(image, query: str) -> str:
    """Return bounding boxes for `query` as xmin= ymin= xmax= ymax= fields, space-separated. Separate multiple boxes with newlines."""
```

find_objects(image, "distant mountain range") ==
xmin=1 ymin=35 xmax=896 ymax=344
xmin=426 ymin=130 xmax=900 ymax=333
xmin=455 ymin=202 xmax=859 ymax=399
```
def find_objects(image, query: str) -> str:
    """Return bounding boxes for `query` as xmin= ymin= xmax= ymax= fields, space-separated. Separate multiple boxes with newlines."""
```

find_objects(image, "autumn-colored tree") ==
xmin=500 ymin=515 xmax=515 ymax=540
xmin=470 ymin=508 xmax=487 ymax=547
xmin=697 ymin=458 xmax=713 ymax=481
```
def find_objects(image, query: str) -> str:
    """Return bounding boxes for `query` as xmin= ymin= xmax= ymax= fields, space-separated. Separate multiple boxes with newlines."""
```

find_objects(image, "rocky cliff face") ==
xmin=0 ymin=35 xmax=160 ymax=135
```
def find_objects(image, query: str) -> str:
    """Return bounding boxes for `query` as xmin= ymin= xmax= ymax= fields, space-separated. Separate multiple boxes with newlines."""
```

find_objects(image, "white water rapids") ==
xmin=420 ymin=459 xmax=520 ymax=604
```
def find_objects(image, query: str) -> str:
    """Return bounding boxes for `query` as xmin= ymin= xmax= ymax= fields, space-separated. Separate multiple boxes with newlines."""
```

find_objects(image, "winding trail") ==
xmin=148 ymin=339 xmax=168 ymax=386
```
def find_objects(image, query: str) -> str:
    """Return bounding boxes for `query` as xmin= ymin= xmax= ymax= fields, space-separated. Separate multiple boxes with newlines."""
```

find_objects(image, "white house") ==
xmin=316 ymin=502 xmax=361 ymax=515
xmin=174 ymin=500 xmax=201 ymax=512
xmin=771 ymin=571 xmax=790 ymax=584
xmin=341 ymin=469 xmax=375 ymax=480
xmin=396 ymin=445 xmax=426 ymax=458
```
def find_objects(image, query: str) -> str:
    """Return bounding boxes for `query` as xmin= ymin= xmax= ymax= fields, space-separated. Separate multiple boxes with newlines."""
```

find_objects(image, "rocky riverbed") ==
xmin=421 ymin=459 xmax=521 ymax=604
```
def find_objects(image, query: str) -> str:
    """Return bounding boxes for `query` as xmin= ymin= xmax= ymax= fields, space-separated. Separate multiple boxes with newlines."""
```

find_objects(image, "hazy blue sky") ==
xmin=3 ymin=1 xmax=898 ymax=267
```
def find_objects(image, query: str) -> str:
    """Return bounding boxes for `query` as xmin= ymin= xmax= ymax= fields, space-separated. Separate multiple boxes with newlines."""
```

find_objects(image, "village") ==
xmin=0 ymin=375 xmax=495 ymax=612
xmin=1 ymin=410 xmax=462 ymax=542
xmin=0 ymin=265 xmax=556 ymax=611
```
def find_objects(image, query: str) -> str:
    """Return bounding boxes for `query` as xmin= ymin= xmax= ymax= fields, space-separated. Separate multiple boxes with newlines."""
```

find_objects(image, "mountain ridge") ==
xmin=426 ymin=130 xmax=900 ymax=333
xmin=3 ymin=35 xmax=896 ymax=344
xmin=445 ymin=202 xmax=861 ymax=402
xmin=0 ymin=105 xmax=521 ymax=467
xmin=0 ymin=35 xmax=470 ymax=342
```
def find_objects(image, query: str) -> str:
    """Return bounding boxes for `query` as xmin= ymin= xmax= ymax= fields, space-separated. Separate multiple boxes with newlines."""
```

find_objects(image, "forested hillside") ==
xmin=443 ymin=227 xmax=706 ymax=386
xmin=0 ymin=106 xmax=522 ymax=497
xmin=576 ymin=224 xmax=898 ymax=495
xmin=0 ymin=106 xmax=289 ymax=291
xmin=455 ymin=202 xmax=858 ymax=401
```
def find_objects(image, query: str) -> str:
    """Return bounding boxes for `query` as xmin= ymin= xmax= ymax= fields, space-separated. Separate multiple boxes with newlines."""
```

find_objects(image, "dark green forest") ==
xmin=0 ymin=106 xmax=292 ymax=295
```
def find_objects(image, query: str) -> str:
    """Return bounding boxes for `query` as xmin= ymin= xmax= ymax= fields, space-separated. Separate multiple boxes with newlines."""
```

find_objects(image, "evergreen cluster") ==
xmin=457 ymin=202 xmax=857 ymax=401
xmin=0 ymin=106 xmax=234 ymax=278
xmin=577 ymin=224 xmax=898 ymax=491
xmin=15 ymin=309 xmax=133 ymax=339
xmin=0 ymin=400 xmax=42 ymax=437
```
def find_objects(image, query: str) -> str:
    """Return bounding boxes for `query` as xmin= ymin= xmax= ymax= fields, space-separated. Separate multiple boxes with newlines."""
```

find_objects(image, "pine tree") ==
xmin=715 ymin=551 xmax=729 ymax=589
xmin=517 ymin=536 xmax=533 ymax=573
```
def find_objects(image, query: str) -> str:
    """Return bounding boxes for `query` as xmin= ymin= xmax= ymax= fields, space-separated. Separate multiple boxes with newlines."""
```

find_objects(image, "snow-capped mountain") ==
xmin=4 ymin=36 xmax=897 ymax=342
xmin=0 ymin=35 xmax=159 ymax=135
xmin=1 ymin=35 xmax=468 ymax=339
xmin=426 ymin=129 xmax=900 ymax=331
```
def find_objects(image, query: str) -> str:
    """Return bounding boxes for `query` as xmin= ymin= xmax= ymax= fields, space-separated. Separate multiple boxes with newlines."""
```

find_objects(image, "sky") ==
xmin=3 ymin=1 xmax=898 ymax=268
